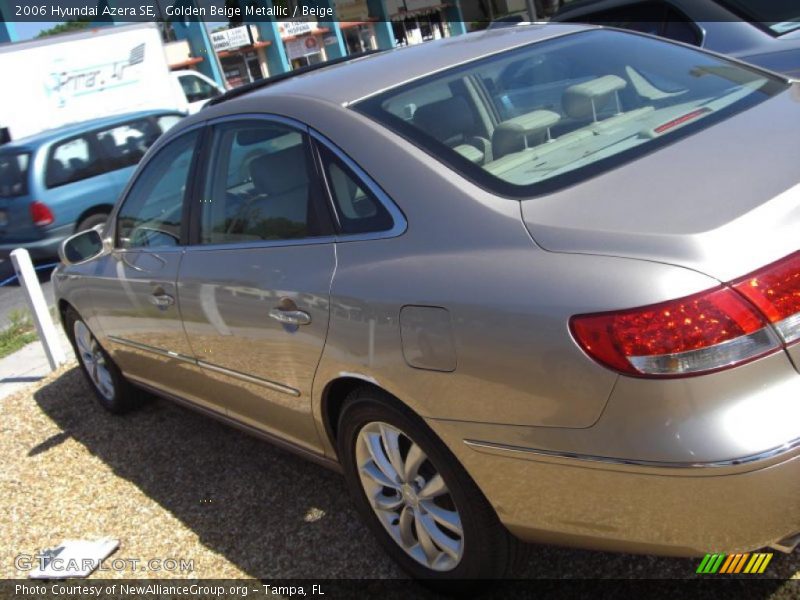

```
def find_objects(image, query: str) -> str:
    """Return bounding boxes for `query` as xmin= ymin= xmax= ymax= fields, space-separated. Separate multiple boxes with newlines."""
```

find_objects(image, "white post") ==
xmin=10 ymin=248 xmax=66 ymax=371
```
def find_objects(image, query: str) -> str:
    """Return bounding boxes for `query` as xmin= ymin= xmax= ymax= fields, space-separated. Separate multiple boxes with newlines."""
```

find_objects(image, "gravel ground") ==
xmin=1 ymin=360 xmax=798 ymax=597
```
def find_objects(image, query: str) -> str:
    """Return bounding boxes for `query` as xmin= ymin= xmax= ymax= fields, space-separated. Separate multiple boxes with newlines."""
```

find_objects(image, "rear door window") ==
xmin=198 ymin=120 xmax=333 ymax=245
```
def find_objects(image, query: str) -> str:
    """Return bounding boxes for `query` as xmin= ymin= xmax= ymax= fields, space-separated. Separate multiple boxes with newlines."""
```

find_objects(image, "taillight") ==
xmin=570 ymin=286 xmax=781 ymax=377
xmin=30 ymin=201 xmax=54 ymax=227
xmin=733 ymin=250 xmax=800 ymax=346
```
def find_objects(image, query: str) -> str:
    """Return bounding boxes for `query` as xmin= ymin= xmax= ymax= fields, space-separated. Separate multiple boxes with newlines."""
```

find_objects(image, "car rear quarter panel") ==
xmin=222 ymin=97 xmax=741 ymax=452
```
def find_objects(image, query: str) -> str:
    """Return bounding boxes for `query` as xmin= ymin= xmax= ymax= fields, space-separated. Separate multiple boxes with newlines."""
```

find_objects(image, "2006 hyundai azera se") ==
xmin=54 ymin=23 xmax=800 ymax=579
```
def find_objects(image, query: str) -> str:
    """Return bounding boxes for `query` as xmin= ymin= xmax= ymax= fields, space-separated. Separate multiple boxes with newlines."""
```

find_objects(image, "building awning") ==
xmin=339 ymin=20 xmax=378 ymax=30
xmin=280 ymin=27 xmax=331 ymax=42
xmin=217 ymin=40 xmax=272 ymax=58
xmin=169 ymin=56 xmax=205 ymax=69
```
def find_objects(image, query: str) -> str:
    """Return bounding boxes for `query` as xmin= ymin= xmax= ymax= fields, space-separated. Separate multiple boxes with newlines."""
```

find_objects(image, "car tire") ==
xmin=64 ymin=306 xmax=143 ymax=414
xmin=76 ymin=212 xmax=109 ymax=233
xmin=337 ymin=386 xmax=525 ymax=583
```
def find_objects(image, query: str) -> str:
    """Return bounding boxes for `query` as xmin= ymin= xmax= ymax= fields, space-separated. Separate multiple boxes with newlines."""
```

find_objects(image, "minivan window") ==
xmin=355 ymin=29 xmax=786 ymax=198
xmin=0 ymin=152 xmax=30 ymax=197
xmin=157 ymin=114 xmax=182 ymax=134
xmin=97 ymin=118 xmax=163 ymax=172
xmin=45 ymin=136 xmax=103 ymax=189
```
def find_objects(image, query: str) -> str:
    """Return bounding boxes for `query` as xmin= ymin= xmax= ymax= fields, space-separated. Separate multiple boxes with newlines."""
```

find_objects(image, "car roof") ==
xmin=1 ymin=109 xmax=183 ymax=151
xmin=212 ymin=23 xmax=592 ymax=110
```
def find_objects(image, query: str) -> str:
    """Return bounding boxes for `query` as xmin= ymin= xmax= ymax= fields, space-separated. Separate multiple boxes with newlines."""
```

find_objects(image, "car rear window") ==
xmin=354 ymin=29 xmax=787 ymax=198
xmin=0 ymin=152 xmax=30 ymax=198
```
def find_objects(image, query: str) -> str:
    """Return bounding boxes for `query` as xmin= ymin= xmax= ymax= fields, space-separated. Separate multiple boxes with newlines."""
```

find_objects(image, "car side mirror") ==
xmin=59 ymin=229 xmax=105 ymax=265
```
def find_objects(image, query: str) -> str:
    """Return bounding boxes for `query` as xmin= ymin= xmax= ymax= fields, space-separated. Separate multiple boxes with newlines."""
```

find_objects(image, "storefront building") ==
xmin=210 ymin=25 xmax=271 ymax=87
xmin=210 ymin=0 xmax=467 ymax=83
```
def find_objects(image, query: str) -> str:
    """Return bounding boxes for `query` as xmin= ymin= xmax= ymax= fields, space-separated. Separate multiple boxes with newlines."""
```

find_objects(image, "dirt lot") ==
xmin=1 ymin=360 xmax=798 ymax=596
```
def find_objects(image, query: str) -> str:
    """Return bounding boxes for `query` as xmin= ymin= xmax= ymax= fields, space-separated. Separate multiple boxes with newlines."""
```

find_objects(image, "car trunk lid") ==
xmin=521 ymin=87 xmax=800 ymax=371
xmin=521 ymin=86 xmax=800 ymax=284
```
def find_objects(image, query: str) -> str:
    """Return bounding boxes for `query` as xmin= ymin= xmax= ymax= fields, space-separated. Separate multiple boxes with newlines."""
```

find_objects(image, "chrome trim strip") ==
xmin=182 ymin=236 xmax=337 ymax=253
xmin=197 ymin=360 xmax=300 ymax=397
xmin=108 ymin=336 xmax=300 ymax=397
xmin=107 ymin=336 xmax=195 ymax=364
xmin=463 ymin=437 xmax=800 ymax=469
xmin=207 ymin=112 xmax=310 ymax=132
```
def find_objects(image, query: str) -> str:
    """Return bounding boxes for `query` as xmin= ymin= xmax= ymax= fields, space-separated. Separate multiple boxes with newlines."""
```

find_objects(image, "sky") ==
xmin=10 ymin=22 xmax=57 ymax=41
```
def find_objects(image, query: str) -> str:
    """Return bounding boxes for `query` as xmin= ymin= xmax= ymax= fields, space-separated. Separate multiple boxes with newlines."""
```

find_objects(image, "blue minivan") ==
xmin=0 ymin=110 xmax=183 ymax=260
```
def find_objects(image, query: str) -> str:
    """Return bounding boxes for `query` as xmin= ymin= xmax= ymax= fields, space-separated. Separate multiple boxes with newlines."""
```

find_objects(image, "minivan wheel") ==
xmin=337 ymin=387 xmax=524 ymax=581
xmin=64 ymin=307 xmax=141 ymax=414
xmin=76 ymin=212 xmax=108 ymax=233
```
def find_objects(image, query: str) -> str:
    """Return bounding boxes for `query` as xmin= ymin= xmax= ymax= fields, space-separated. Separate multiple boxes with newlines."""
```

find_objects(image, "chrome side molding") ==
xmin=108 ymin=336 xmax=300 ymax=397
xmin=463 ymin=437 xmax=800 ymax=469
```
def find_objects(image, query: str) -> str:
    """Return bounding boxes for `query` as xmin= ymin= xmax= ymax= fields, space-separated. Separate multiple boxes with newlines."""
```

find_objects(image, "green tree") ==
xmin=36 ymin=19 xmax=92 ymax=39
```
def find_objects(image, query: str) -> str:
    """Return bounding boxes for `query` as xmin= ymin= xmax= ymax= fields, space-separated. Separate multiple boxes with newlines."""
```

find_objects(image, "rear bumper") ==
xmin=429 ymin=419 xmax=800 ymax=556
xmin=0 ymin=225 xmax=72 ymax=261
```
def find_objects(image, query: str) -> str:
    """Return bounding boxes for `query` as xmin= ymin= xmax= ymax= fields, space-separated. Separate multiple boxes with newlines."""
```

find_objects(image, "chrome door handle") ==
xmin=150 ymin=293 xmax=175 ymax=307
xmin=269 ymin=308 xmax=311 ymax=326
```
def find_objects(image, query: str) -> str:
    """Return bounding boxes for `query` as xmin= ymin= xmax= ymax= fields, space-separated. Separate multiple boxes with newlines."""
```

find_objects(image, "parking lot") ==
xmin=1 ymin=359 xmax=798 ymax=593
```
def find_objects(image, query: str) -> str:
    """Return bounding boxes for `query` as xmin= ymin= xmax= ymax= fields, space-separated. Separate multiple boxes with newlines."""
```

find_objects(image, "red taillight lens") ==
xmin=30 ymin=201 xmax=54 ymax=227
xmin=570 ymin=286 xmax=780 ymax=377
xmin=733 ymin=250 xmax=800 ymax=345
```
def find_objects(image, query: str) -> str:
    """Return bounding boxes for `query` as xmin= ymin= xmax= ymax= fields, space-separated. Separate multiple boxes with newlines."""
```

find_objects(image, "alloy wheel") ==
xmin=73 ymin=320 xmax=115 ymax=401
xmin=355 ymin=421 xmax=464 ymax=571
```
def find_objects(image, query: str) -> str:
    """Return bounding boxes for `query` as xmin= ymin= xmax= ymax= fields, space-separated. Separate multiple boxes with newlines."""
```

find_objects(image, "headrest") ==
xmin=250 ymin=144 xmax=309 ymax=196
xmin=413 ymin=96 xmax=475 ymax=146
xmin=495 ymin=109 xmax=560 ymax=136
xmin=563 ymin=75 xmax=627 ymax=120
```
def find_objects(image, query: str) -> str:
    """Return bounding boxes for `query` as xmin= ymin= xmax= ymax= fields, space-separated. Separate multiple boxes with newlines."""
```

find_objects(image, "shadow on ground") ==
xmin=30 ymin=368 xmax=797 ymax=597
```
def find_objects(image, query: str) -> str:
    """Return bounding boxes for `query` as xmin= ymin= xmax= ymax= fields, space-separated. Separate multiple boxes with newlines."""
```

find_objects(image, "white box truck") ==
xmin=0 ymin=22 xmax=223 ymax=141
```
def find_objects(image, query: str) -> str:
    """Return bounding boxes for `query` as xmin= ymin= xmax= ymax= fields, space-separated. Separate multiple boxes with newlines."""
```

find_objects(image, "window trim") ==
xmin=309 ymin=128 xmax=407 ymax=242
xmin=182 ymin=114 xmax=406 ymax=252
xmin=111 ymin=123 xmax=206 ymax=251
xmin=185 ymin=113 xmax=336 ymax=250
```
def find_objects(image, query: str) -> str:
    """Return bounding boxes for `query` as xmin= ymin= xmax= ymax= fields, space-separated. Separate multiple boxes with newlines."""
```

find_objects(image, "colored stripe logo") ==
xmin=697 ymin=553 xmax=773 ymax=574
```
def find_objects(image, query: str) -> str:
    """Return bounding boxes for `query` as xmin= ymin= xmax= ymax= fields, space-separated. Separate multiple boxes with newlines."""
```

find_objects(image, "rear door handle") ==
xmin=269 ymin=308 xmax=311 ymax=326
xmin=150 ymin=292 xmax=175 ymax=308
